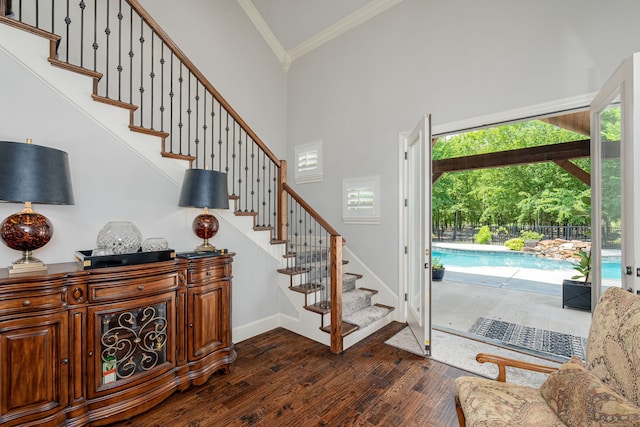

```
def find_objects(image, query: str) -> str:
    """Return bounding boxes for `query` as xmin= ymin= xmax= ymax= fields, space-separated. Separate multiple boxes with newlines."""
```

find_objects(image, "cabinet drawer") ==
xmin=0 ymin=288 xmax=67 ymax=316
xmin=89 ymin=275 xmax=178 ymax=302
xmin=187 ymin=264 xmax=228 ymax=284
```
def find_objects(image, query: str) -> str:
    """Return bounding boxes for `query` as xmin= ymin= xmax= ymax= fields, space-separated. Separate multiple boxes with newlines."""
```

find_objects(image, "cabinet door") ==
xmin=87 ymin=292 xmax=176 ymax=398
xmin=188 ymin=280 xmax=230 ymax=360
xmin=0 ymin=312 xmax=68 ymax=426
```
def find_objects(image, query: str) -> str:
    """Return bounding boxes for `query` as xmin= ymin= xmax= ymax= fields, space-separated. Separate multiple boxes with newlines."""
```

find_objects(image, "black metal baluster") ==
xmin=168 ymin=53 xmax=174 ymax=152
xmin=186 ymin=72 xmax=191 ymax=158
xmin=194 ymin=79 xmax=200 ymax=167
xmin=159 ymin=42 xmax=165 ymax=132
xmin=34 ymin=0 xmax=38 ymax=28
xmin=202 ymin=90 xmax=206 ymax=169
xmin=178 ymin=63 xmax=183 ymax=154
xmin=250 ymin=139 xmax=255 ymax=212
xmin=52 ymin=0 xmax=55 ymax=33
xmin=150 ymin=33 xmax=155 ymax=129
xmin=261 ymin=153 xmax=267 ymax=226
xmin=231 ymin=122 xmax=236 ymax=197
xmin=236 ymin=126 xmax=242 ymax=207
xmin=268 ymin=161 xmax=273 ymax=227
xmin=18 ymin=0 xmax=22 ymax=22
xmin=64 ymin=0 xmax=70 ymax=62
xmin=272 ymin=163 xmax=277 ymax=228
xmin=92 ymin=0 xmax=97 ymax=71
xmin=210 ymin=96 xmax=215 ymax=168
xmin=218 ymin=103 xmax=223 ymax=171
xmin=224 ymin=113 xmax=230 ymax=178
xmin=244 ymin=134 xmax=249 ymax=212
xmin=128 ymin=6 xmax=133 ymax=104
xmin=79 ymin=0 xmax=85 ymax=67
xmin=104 ymin=0 xmax=110 ymax=97
xmin=138 ymin=17 xmax=144 ymax=127
xmin=116 ymin=0 xmax=122 ymax=101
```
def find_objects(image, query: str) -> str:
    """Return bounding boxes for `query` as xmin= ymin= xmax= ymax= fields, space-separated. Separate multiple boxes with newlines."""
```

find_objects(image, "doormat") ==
xmin=468 ymin=317 xmax=587 ymax=359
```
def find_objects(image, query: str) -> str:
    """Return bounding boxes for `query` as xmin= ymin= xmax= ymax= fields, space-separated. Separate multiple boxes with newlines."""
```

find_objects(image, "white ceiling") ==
xmin=238 ymin=0 xmax=403 ymax=70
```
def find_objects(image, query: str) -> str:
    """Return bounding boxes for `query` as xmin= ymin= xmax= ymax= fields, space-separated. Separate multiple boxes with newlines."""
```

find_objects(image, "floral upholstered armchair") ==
xmin=454 ymin=286 xmax=640 ymax=426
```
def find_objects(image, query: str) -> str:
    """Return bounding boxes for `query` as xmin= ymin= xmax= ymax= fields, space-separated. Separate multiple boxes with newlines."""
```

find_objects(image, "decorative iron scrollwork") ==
xmin=100 ymin=303 xmax=168 ymax=381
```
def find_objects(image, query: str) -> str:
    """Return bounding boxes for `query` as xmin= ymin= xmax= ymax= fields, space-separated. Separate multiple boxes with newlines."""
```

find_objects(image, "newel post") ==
xmin=277 ymin=160 xmax=287 ymax=242
xmin=330 ymin=235 xmax=343 ymax=354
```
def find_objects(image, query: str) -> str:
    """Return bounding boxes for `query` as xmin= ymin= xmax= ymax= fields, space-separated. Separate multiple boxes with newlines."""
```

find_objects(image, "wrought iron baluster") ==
xmin=92 ymin=0 xmax=97 ymax=71
xmin=169 ymin=53 xmax=174 ymax=152
xmin=104 ymin=0 xmax=110 ymax=96
xmin=116 ymin=0 xmax=122 ymax=101
xmin=79 ymin=0 xmax=85 ymax=67
xmin=178 ymin=63 xmax=183 ymax=155
xmin=138 ymin=17 xmax=144 ymax=127
xmin=159 ymin=42 xmax=165 ymax=131
xmin=34 ymin=0 xmax=38 ymax=28
xmin=218 ymin=103 xmax=222 ymax=171
xmin=64 ymin=0 xmax=70 ymax=62
xmin=231 ymin=122 xmax=236 ymax=197
xmin=194 ymin=79 xmax=200 ymax=166
xmin=150 ymin=32 xmax=155 ymax=129
xmin=187 ymin=72 xmax=192 ymax=159
xmin=210 ymin=96 xmax=215 ymax=168
xmin=224 ymin=113 xmax=229 ymax=177
xmin=128 ymin=6 xmax=133 ymax=104
xmin=202 ymin=90 xmax=206 ymax=168
xmin=261 ymin=152 xmax=267 ymax=226
xmin=51 ymin=0 xmax=55 ymax=33
xmin=250 ymin=138 xmax=255 ymax=212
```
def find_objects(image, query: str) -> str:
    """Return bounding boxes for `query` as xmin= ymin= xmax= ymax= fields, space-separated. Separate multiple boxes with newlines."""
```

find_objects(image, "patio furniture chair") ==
xmin=454 ymin=286 xmax=640 ymax=426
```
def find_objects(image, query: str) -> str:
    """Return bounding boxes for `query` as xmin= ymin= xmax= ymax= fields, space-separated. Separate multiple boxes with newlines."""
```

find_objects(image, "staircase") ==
xmin=279 ymin=246 xmax=394 ymax=342
xmin=0 ymin=0 xmax=394 ymax=353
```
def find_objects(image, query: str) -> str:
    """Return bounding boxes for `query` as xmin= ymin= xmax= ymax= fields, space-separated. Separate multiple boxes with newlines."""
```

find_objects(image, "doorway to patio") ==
xmin=428 ymin=107 xmax=613 ymax=362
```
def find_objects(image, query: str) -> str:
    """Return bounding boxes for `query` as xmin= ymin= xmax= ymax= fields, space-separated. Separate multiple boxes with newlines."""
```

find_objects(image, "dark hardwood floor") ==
xmin=109 ymin=321 xmax=476 ymax=426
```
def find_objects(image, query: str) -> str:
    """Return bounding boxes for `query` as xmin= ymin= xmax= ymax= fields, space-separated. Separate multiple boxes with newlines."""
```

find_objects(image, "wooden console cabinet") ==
xmin=0 ymin=253 xmax=235 ymax=426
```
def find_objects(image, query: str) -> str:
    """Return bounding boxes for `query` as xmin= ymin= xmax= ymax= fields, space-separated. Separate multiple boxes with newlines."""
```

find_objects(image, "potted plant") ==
xmin=562 ymin=248 xmax=591 ymax=311
xmin=432 ymin=256 xmax=445 ymax=281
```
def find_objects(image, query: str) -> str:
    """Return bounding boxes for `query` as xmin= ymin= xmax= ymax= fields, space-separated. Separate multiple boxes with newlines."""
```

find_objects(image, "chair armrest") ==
xmin=476 ymin=352 xmax=559 ymax=382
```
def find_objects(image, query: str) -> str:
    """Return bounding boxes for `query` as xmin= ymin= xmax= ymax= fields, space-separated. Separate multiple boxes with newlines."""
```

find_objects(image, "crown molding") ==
xmin=239 ymin=0 xmax=403 ymax=72
xmin=288 ymin=0 xmax=403 ymax=63
xmin=237 ymin=0 xmax=290 ymax=69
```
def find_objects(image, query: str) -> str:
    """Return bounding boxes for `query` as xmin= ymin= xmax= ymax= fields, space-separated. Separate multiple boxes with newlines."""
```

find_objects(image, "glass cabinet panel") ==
xmin=99 ymin=302 xmax=169 ymax=385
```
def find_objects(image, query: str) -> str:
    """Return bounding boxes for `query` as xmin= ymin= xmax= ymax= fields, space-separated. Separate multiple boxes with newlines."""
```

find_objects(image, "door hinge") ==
xmin=404 ymin=198 xmax=408 ymax=207
xmin=404 ymin=293 xmax=408 ymax=302
xmin=404 ymin=246 xmax=408 ymax=254
xmin=404 ymin=151 xmax=408 ymax=160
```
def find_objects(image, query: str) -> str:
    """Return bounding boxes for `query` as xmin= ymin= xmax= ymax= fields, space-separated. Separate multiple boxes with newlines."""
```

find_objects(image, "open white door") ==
xmin=404 ymin=114 xmax=432 ymax=356
xmin=590 ymin=52 xmax=640 ymax=305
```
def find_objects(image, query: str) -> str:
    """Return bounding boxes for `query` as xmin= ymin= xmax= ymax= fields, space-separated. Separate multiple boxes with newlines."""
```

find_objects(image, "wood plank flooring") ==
xmin=108 ymin=322 xmax=477 ymax=426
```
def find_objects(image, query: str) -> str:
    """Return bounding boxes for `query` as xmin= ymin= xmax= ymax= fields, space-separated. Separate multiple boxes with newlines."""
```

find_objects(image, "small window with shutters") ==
xmin=342 ymin=176 xmax=381 ymax=224
xmin=295 ymin=140 xmax=323 ymax=184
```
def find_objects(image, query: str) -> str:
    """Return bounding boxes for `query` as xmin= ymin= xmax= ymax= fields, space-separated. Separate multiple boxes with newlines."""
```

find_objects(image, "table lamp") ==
xmin=0 ymin=139 xmax=75 ymax=275
xmin=178 ymin=169 xmax=229 ymax=252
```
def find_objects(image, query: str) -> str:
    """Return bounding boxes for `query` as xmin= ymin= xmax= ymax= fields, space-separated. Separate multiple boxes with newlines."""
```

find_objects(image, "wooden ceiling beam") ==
xmin=432 ymin=139 xmax=592 ymax=185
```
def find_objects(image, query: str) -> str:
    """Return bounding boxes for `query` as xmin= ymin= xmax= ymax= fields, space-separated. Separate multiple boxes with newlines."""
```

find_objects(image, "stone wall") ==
xmin=526 ymin=239 xmax=591 ymax=261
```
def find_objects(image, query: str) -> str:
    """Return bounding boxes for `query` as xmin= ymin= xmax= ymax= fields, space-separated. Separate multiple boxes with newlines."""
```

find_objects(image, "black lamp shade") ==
xmin=178 ymin=169 xmax=229 ymax=209
xmin=0 ymin=141 xmax=75 ymax=205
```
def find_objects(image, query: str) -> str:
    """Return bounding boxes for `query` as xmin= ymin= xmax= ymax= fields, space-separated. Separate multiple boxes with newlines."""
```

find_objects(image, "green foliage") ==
xmin=474 ymin=225 xmax=492 ymax=244
xmin=571 ymin=249 xmax=592 ymax=283
xmin=431 ymin=119 xmax=605 ymax=230
xmin=520 ymin=230 xmax=543 ymax=241
xmin=504 ymin=238 xmax=524 ymax=251
xmin=432 ymin=256 xmax=444 ymax=270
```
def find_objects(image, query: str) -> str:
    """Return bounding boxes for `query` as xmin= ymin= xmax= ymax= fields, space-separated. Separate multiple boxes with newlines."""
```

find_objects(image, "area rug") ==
xmin=384 ymin=326 xmax=560 ymax=387
xmin=468 ymin=317 xmax=587 ymax=359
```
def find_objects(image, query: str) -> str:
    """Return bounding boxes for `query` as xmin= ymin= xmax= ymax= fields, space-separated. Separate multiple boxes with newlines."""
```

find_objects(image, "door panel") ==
xmin=405 ymin=114 xmax=432 ymax=355
xmin=590 ymin=52 xmax=640 ymax=304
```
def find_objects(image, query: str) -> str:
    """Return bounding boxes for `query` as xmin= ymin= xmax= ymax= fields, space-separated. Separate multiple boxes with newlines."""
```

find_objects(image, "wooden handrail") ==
xmin=126 ymin=0 xmax=281 ymax=168
xmin=283 ymin=182 xmax=341 ymax=237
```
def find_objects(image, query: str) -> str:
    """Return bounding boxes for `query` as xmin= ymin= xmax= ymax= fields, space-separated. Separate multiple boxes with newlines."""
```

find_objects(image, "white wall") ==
xmin=0 ymin=0 xmax=288 ymax=341
xmin=286 ymin=0 xmax=640 ymax=292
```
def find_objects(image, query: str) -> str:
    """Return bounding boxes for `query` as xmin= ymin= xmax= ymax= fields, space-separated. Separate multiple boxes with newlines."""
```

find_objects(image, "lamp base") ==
xmin=9 ymin=250 xmax=48 ymax=275
xmin=195 ymin=240 xmax=216 ymax=252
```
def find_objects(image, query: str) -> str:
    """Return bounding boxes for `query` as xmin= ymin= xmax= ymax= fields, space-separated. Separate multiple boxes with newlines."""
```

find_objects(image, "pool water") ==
xmin=433 ymin=247 xmax=621 ymax=280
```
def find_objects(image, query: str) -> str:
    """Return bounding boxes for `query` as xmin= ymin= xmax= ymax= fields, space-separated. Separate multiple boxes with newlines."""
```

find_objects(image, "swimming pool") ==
xmin=432 ymin=247 xmax=622 ymax=280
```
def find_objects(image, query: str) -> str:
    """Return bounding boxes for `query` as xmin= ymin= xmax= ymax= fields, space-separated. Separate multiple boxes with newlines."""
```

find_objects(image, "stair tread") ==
xmin=343 ymin=305 xmax=394 ymax=328
xmin=320 ymin=321 xmax=358 ymax=337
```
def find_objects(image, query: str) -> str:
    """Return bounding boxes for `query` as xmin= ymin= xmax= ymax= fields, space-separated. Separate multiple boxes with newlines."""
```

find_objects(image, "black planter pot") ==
xmin=562 ymin=279 xmax=591 ymax=311
xmin=432 ymin=267 xmax=445 ymax=281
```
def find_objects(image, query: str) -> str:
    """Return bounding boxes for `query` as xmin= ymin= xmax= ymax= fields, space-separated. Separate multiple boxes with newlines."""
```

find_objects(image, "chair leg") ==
xmin=454 ymin=395 xmax=466 ymax=427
